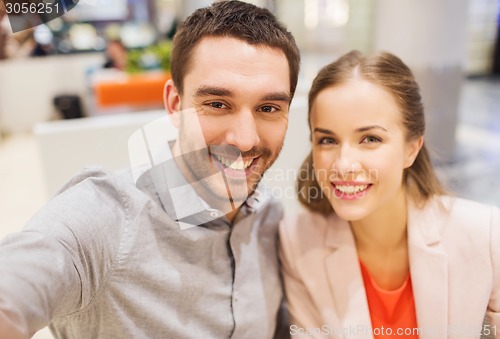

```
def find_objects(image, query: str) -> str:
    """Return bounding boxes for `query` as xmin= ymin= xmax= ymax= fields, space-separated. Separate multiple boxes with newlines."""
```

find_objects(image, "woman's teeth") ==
xmin=335 ymin=184 xmax=369 ymax=194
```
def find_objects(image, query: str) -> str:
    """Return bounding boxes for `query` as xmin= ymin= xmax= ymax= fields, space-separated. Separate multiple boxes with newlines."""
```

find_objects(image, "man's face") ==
xmin=165 ymin=37 xmax=291 ymax=215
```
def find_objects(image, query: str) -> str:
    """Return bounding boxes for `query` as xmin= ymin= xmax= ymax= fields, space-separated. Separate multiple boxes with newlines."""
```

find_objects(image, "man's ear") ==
xmin=164 ymin=79 xmax=181 ymax=128
xmin=164 ymin=79 xmax=181 ymax=114
xmin=404 ymin=135 xmax=424 ymax=168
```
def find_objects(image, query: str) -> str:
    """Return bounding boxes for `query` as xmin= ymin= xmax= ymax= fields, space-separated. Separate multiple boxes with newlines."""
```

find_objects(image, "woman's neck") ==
xmin=350 ymin=188 xmax=410 ymax=289
xmin=350 ymin=188 xmax=408 ymax=252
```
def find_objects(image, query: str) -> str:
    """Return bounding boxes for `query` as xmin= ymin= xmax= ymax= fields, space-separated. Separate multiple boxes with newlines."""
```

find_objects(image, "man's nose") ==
xmin=225 ymin=110 xmax=260 ymax=152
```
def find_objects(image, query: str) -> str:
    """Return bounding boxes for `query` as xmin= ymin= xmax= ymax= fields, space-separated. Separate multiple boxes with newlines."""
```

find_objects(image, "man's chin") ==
xmin=202 ymin=180 xmax=256 ymax=210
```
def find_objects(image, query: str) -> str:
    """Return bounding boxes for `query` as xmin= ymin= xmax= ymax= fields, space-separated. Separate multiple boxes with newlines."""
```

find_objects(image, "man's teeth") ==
xmin=215 ymin=155 xmax=253 ymax=170
xmin=335 ymin=184 xmax=368 ymax=194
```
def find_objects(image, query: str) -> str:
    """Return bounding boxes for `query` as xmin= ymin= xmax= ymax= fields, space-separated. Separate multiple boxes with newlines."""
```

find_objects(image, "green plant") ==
xmin=126 ymin=41 xmax=172 ymax=74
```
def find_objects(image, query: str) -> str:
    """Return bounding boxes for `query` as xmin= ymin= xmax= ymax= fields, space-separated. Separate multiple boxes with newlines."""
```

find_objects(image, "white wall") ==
xmin=372 ymin=0 xmax=470 ymax=162
xmin=276 ymin=0 xmax=375 ymax=54
xmin=34 ymin=111 xmax=167 ymax=195
xmin=0 ymin=53 xmax=103 ymax=133
xmin=465 ymin=0 xmax=499 ymax=75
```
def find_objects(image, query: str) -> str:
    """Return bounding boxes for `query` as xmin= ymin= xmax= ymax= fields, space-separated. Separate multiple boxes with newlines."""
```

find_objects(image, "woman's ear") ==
xmin=164 ymin=79 xmax=181 ymax=114
xmin=404 ymin=135 xmax=424 ymax=168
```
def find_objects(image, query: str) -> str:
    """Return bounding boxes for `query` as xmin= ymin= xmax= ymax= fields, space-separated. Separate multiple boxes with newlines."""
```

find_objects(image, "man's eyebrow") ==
xmin=193 ymin=87 xmax=291 ymax=103
xmin=193 ymin=86 xmax=233 ymax=98
xmin=355 ymin=125 xmax=388 ymax=133
xmin=262 ymin=92 xmax=292 ymax=103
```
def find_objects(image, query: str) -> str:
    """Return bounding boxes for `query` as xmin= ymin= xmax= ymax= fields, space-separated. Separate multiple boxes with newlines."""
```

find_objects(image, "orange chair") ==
xmin=94 ymin=72 xmax=170 ymax=108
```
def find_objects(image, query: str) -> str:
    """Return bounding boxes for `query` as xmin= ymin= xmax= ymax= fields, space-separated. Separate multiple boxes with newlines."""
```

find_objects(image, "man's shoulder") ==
xmin=56 ymin=166 xmax=134 ymax=195
xmin=54 ymin=166 xmax=154 ymax=207
xmin=26 ymin=167 xmax=155 ymax=237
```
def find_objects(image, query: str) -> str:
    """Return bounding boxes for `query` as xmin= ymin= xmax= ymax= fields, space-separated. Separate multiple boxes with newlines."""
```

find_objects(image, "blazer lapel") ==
xmin=407 ymin=198 xmax=449 ymax=339
xmin=324 ymin=214 xmax=373 ymax=338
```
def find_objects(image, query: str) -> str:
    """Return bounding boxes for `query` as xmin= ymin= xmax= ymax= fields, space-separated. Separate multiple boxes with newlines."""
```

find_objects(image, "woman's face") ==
xmin=310 ymin=78 xmax=422 ymax=222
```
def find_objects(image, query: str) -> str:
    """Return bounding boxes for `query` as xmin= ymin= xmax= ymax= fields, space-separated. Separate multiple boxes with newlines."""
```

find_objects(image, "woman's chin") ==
xmin=330 ymin=202 xmax=370 ymax=222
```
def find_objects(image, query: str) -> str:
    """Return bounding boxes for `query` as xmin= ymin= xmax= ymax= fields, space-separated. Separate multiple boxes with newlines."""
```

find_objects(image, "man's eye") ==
xmin=260 ymin=105 xmax=278 ymax=113
xmin=208 ymin=102 xmax=226 ymax=109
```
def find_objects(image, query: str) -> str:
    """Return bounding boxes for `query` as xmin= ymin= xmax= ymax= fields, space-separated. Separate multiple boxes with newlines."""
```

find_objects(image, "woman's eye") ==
xmin=362 ymin=135 xmax=382 ymax=144
xmin=318 ymin=137 xmax=337 ymax=145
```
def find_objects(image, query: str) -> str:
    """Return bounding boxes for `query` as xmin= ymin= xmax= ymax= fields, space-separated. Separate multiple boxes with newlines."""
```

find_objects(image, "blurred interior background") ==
xmin=0 ymin=1 xmax=499 ymax=337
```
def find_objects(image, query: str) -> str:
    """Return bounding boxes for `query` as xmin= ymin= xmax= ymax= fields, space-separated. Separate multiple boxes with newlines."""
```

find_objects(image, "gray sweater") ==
xmin=0 ymin=167 xmax=285 ymax=338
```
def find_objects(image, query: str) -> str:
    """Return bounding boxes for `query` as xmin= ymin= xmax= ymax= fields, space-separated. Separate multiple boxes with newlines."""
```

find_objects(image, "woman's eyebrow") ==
xmin=313 ymin=126 xmax=388 ymax=135
xmin=313 ymin=128 xmax=334 ymax=134
xmin=355 ymin=125 xmax=388 ymax=133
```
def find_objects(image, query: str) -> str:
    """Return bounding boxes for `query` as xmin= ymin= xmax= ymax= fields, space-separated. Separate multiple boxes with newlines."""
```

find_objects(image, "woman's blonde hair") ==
xmin=297 ymin=50 xmax=445 ymax=215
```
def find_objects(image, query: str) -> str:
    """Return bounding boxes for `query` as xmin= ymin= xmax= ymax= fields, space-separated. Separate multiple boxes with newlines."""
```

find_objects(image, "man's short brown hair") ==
xmin=170 ymin=0 xmax=300 ymax=99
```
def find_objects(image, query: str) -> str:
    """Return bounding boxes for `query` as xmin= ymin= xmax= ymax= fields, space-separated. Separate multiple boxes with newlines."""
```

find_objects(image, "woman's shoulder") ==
xmin=279 ymin=207 xmax=339 ymax=251
xmin=278 ymin=207 xmax=331 ymax=271
xmin=280 ymin=206 xmax=329 ymax=232
xmin=429 ymin=195 xmax=498 ymax=222
xmin=416 ymin=195 xmax=500 ymax=239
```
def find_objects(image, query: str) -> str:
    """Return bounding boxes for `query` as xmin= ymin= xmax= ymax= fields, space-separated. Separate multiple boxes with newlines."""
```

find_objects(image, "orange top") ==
xmin=359 ymin=261 xmax=419 ymax=338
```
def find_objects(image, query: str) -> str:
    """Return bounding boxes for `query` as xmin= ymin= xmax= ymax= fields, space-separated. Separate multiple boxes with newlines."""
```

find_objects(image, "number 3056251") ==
xmin=5 ymin=2 xmax=60 ymax=15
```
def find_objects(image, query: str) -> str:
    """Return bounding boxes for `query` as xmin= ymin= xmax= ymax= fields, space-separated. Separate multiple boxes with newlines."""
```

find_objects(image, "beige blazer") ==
xmin=279 ymin=196 xmax=500 ymax=338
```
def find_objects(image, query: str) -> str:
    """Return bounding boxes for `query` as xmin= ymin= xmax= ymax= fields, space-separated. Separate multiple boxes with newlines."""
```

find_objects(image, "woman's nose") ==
xmin=332 ymin=145 xmax=362 ymax=178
